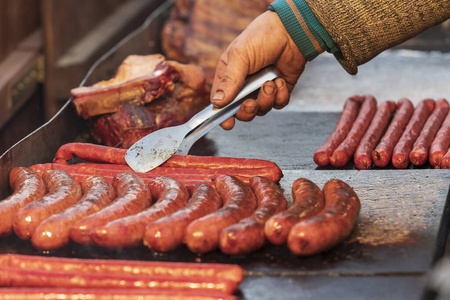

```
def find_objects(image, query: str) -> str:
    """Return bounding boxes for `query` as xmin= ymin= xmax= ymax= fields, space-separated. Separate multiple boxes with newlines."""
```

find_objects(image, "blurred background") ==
xmin=0 ymin=0 xmax=449 ymax=154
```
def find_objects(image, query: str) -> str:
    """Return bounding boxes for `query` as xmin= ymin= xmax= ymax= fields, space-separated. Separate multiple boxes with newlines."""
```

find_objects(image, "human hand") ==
xmin=210 ymin=10 xmax=307 ymax=130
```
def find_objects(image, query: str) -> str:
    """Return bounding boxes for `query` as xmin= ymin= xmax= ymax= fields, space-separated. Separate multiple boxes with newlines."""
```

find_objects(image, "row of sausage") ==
xmin=314 ymin=95 xmax=450 ymax=169
xmin=0 ymin=166 xmax=360 ymax=256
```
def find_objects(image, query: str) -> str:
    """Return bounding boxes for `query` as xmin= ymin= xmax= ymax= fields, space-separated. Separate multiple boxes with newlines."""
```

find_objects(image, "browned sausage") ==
xmin=330 ymin=95 xmax=378 ymax=167
xmin=0 ymin=168 xmax=47 ymax=237
xmin=264 ymin=178 xmax=324 ymax=245
xmin=287 ymin=179 xmax=361 ymax=256
xmin=31 ymin=175 xmax=116 ymax=250
xmin=409 ymin=98 xmax=450 ymax=166
xmin=69 ymin=172 xmax=151 ymax=245
xmin=91 ymin=176 xmax=189 ymax=248
xmin=430 ymin=108 xmax=450 ymax=168
xmin=314 ymin=95 xmax=364 ymax=166
xmin=354 ymin=101 xmax=397 ymax=169
xmin=185 ymin=175 xmax=257 ymax=254
xmin=219 ymin=176 xmax=287 ymax=255
xmin=372 ymin=98 xmax=414 ymax=168
xmin=440 ymin=148 xmax=450 ymax=169
xmin=392 ymin=98 xmax=435 ymax=168
xmin=143 ymin=183 xmax=222 ymax=252
xmin=13 ymin=169 xmax=82 ymax=240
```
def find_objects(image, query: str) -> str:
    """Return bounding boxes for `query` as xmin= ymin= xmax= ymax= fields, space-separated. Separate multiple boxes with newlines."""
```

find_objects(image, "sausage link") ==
xmin=13 ymin=169 xmax=82 ymax=240
xmin=91 ymin=176 xmax=189 ymax=248
xmin=264 ymin=178 xmax=324 ymax=245
xmin=429 ymin=108 xmax=450 ymax=168
xmin=392 ymin=98 xmax=435 ymax=168
xmin=409 ymin=98 xmax=450 ymax=166
xmin=287 ymin=179 xmax=361 ymax=256
xmin=219 ymin=176 xmax=287 ymax=255
xmin=314 ymin=95 xmax=364 ymax=166
xmin=330 ymin=95 xmax=378 ymax=167
xmin=185 ymin=175 xmax=257 ymax=254
xmin=31 ymin=175 xmax=116 ymax=250
xmin=0 ymin=168 xmax=47 ymax=237
xmin=69 ymin=172 xmax=151 ymax=245
xmin=143 ymin=183 xmax=222 ymax=252
xmin=354 ymin=101 xmax=397 ymax=169
xmin=54 ymin=142 xmax=127 ymax=164
xmin=440 ymin=148 xmax=450 ymax=169
xmin=372 ymin=98 xmax=414 ymax=168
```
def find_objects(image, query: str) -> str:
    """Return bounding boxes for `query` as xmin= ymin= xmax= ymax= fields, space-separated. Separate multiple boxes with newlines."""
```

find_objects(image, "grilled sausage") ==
xmin=219 ymin=176 xmax=287 ymax=255
xmin=372 ymin=98 xmax=414 ymax=168
xmin=264 ymin=178 xmax=324 ymax=245
xmin=31 ymin=175 xmax=116 ymax=250
xmin=13 ymin=169 xmax=82 ymax=240
xmin=430 ymin=108 xmax=450 ymax=168
xmin=185 ymin=175 xmax=257 ymax=254
xmin=0 ymin=167 xmax=47 ymax=237
xmin=354 ymin=101 xmax=397 ymax=169
xmin=314 ymin=95 xmax=364 ymax=166
xmin=409 ymin=98 xmax=449 ymax=166
xmin=143 ymin=183 xmax=222 ymax=252
xmin=330 ymin=95 xmax=378 ymax=167
xmin=287 ymin=179 xmax=360 ymax=256
xmin=91 ymin=176 xmax=189 ymax=248
xmin=440 ymin=149 xmax=450 ymax=169
xmin=392 ymin=98 xmax=435 ymax=168
xmin=69 ymin=172 xmax=151 ymax=245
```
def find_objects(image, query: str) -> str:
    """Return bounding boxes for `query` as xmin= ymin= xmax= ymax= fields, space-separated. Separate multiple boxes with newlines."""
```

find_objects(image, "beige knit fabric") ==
xmin=305 ymin=0 xmax=450 ymax=74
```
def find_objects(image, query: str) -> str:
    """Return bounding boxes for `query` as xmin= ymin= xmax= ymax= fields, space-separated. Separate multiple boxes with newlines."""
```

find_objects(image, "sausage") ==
xmin=429 ymin=108 xmax=450 ymax=168
xmin=264 ymin=178 xmax=324 ymax=245
xmin=0 ymin=167 xmax=47 ymax=237
xmin=372 ymin=98 xmax=414 ymax=168
xmin=0 ymin=288 xmax=239 ymax=300
xmin=0 ymin=253 xmax=244 ymax=284
xmin=185 ymin=175 xmax=257 ymax=254
xmin=392 ymin=98 xmax=435 ymax=168
xmin=314 ymin=95 xmax=364 ymax=166
xmin=69 ymin=172 xmax=151 ymax=245
xmin=354 ymin=101 xmax=397 ymax=170
xmin=330 ymin=95 xmax=378 ymax=167
xmin=54 ymin=142 xmax=127 ymax=165
xmin=287 ymin=179 xmax=361 ymax=256
xmin=0 ymin=267 xmax=239 ymax=295
xmin=219 ymin=176 xmax=287 ymax=255
xmin=409 ymin=98 xmax=450 ymax=166
xmin=13 ymin=169 xmax=82 ymax=240
xmin=440 ymin=148 xmax=450 ymax=169
xmin=91 ymin=176 xmax=189 ymax=248
xmin=31 ymin=175 xmax=116 ymax=250
xmin=143 ymin=183 xmax=222 ymax=252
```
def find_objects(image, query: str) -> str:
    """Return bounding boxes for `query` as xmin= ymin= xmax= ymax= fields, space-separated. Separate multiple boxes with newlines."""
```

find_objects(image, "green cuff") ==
xmin=269 ymin=0 xmax=339 ymax=61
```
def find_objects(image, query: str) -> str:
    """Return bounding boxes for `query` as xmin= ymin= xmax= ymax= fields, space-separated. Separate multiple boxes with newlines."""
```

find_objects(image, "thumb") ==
xmin=210 ymin=54 xmax=249 ymax=108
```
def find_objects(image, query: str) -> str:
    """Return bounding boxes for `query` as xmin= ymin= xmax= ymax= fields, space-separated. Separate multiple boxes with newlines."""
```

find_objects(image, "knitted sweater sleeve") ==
xmin=305 ymin=0 xmax=450 ymax=74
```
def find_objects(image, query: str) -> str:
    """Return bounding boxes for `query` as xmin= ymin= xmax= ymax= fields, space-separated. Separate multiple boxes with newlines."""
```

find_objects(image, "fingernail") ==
xmin=276 ymin=79 xmax=285 ymax=88
xmin=212 ymin=90 xmax=225 ymax=102
xmin=244 ymin=105 xmax=257 ymax=114
xmin=263 ymin=85 xmax=275 ymax=95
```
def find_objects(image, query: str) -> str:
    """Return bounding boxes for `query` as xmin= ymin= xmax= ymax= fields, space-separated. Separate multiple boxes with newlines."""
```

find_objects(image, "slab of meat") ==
xmin=161 ymin=0 xmax=272 ymax=85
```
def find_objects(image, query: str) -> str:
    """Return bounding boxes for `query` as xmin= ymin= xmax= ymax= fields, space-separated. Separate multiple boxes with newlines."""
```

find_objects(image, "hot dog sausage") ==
xmin=31 ymin=175 xmax=116 ymax=250
xmin=91 ymin=176 xmax=189 ymax=248
xmin=330 ymin=95 xmax=377 ymax=167
xmin=69 ymin=172 xmax=151 ymax=245
xmin=314 ymin=95 xmax=364 ymax=166
xmin=264 ymin=178 xmax=324 ymax=245
xmin=354 ymin=101 xmax=397 ymax=169
xmin=287 ymin=179 xmax=360 ymax=256
xmin=429 ymin=108 xmax=450 ymax=168
xmin=219 ymin=176 xmax=287 ymax=255
xmin=143 ymin=183 xmax=222 ymax=252
xmin=13 ymin=169 xmax=82 ymax=240
xmin=372 ymin=98 xmax=414 ymax=168
xmin=0 ymin=167 xmax=47 ymax=237
xmin=392 ymin=98 xmax=435 ymax=169
xmin=185 ymin=175 xmax=257 ymax=254
xmin=409 ymin=98 xmax=449 ymax=166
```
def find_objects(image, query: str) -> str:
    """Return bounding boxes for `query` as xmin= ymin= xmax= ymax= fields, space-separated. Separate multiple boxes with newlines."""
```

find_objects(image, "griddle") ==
xmin=0 ymin=1 xmax=449 ymax=299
